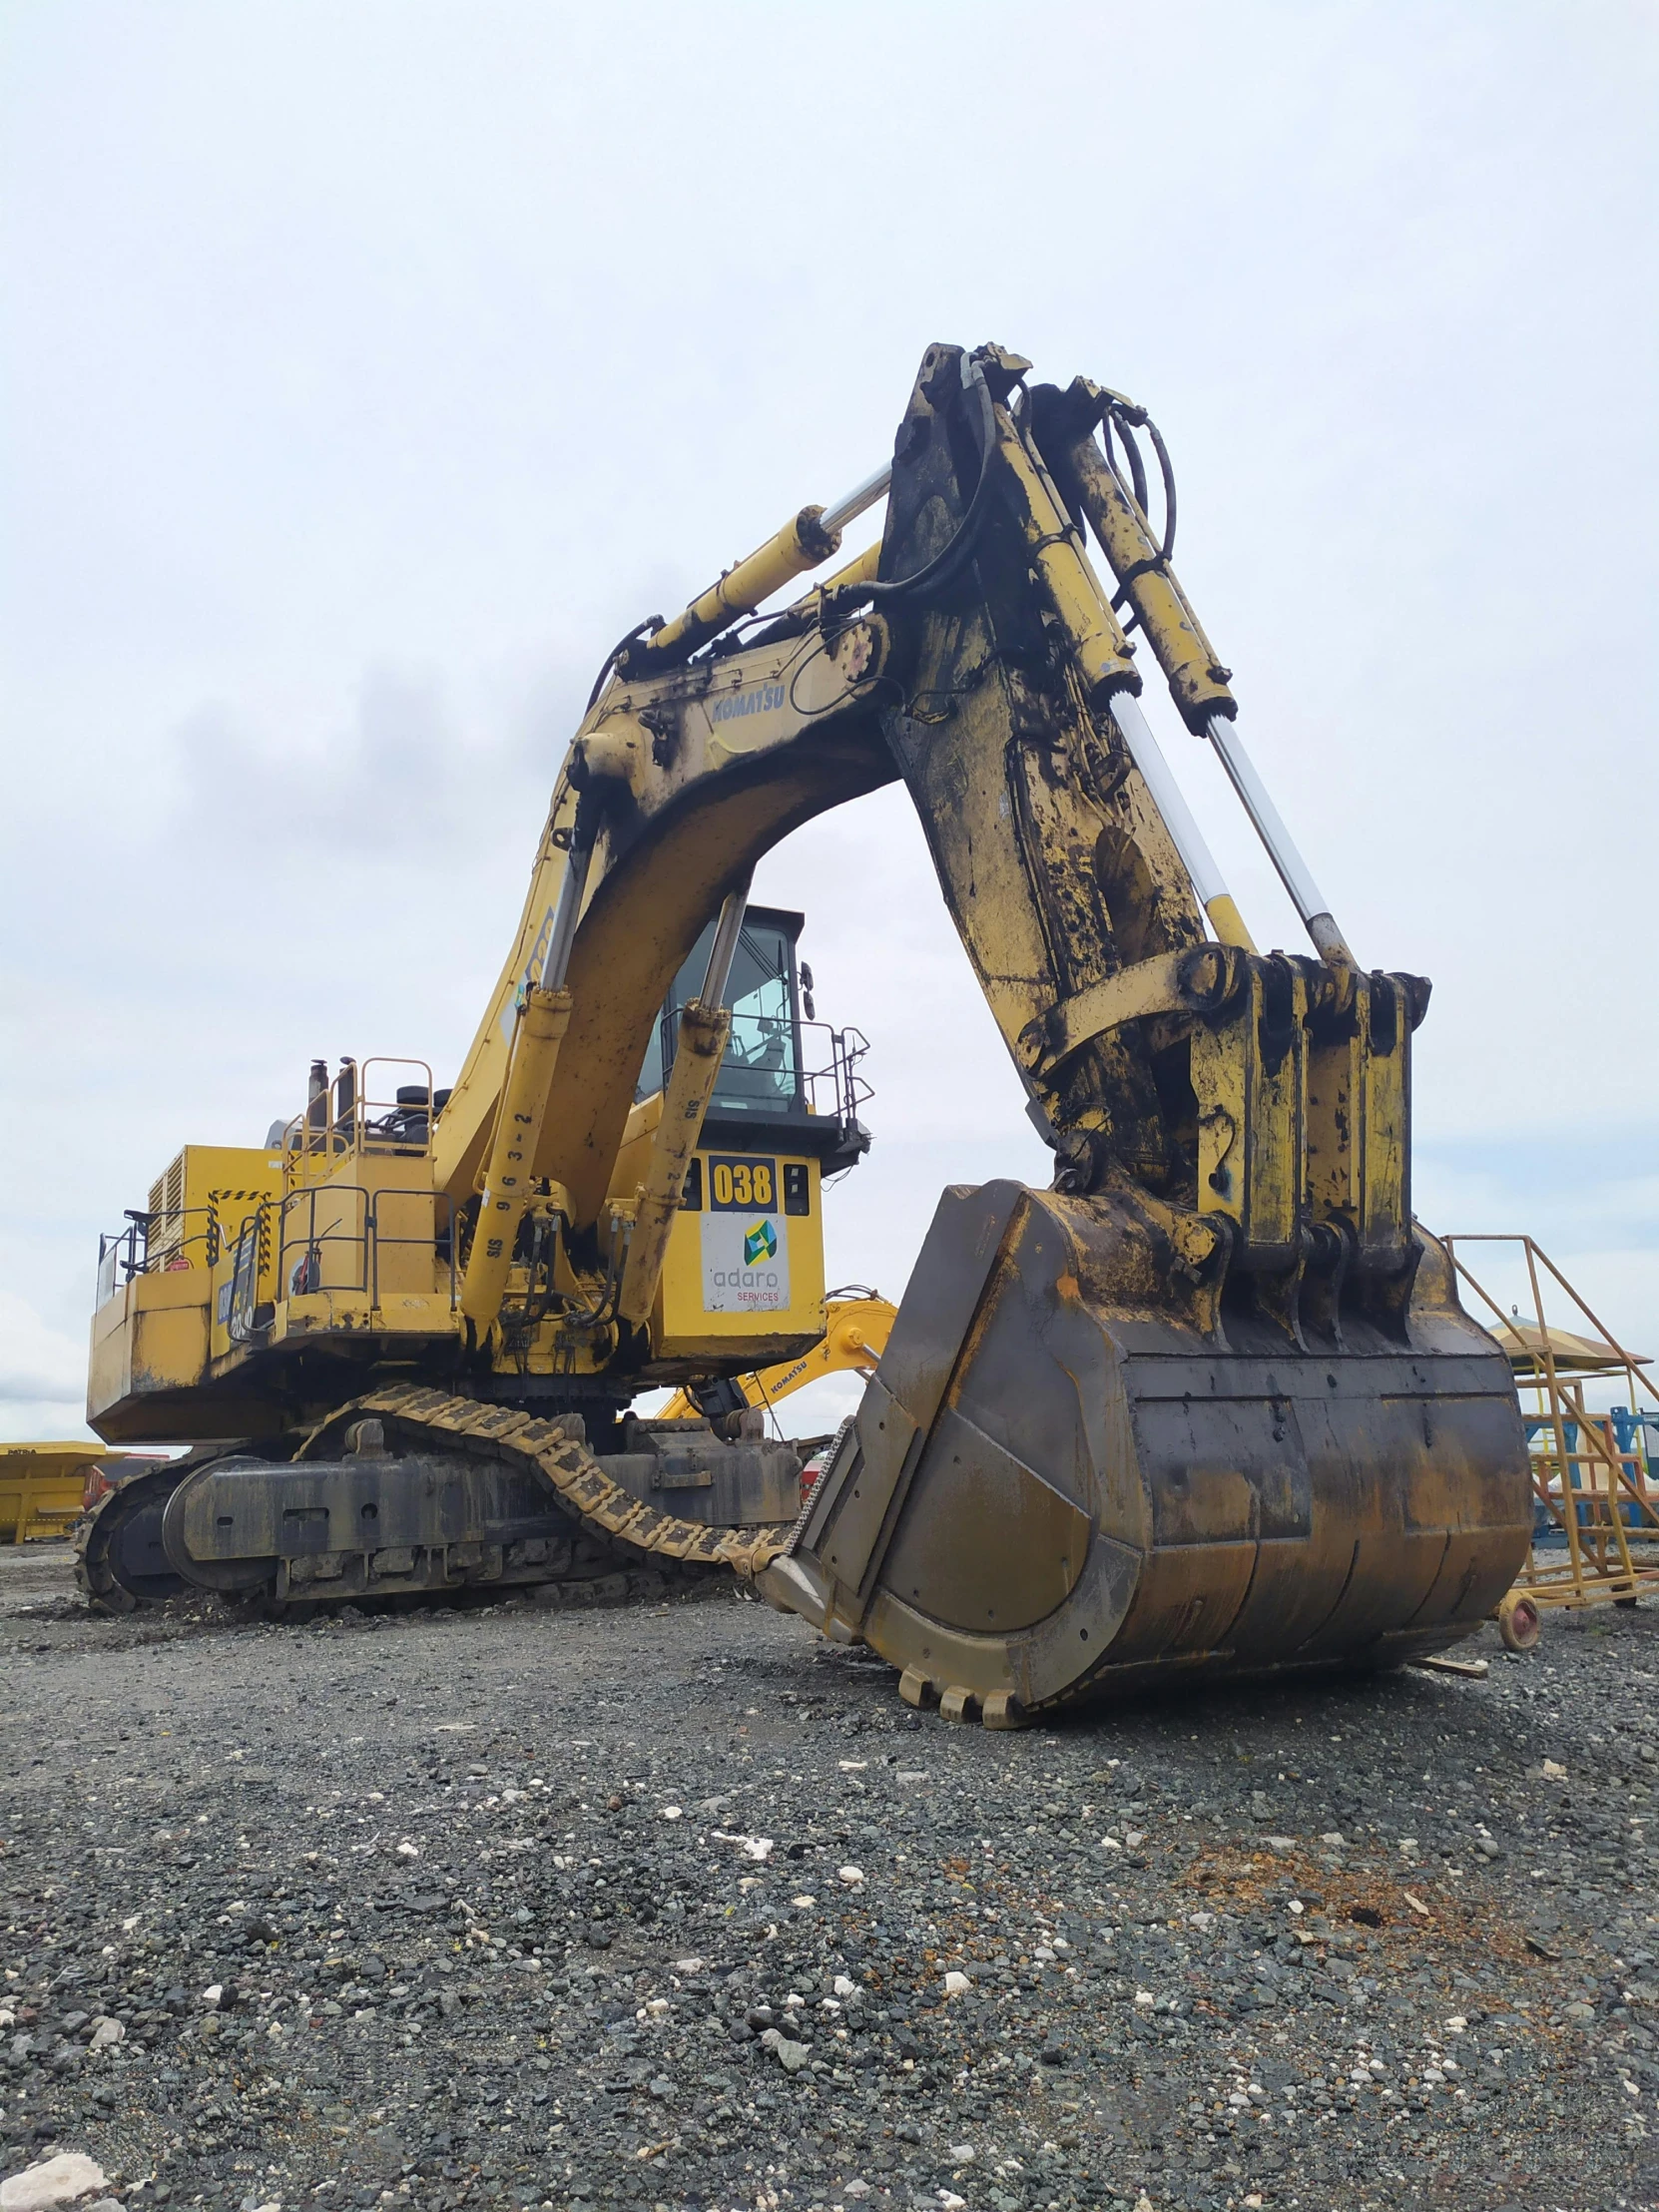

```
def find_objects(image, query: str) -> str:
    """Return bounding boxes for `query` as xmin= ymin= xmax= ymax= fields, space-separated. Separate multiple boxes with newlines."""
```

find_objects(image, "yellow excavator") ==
xmin=80 ymin=340 xmax=1530 ymax=1720
xmin=656 ymin=1292 xmax=894 ymax=1429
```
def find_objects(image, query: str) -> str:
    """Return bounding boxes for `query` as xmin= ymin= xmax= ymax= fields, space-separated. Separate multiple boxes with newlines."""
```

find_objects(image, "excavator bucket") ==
xmin=761 ymin=1181 xmax=1532 ymax=1719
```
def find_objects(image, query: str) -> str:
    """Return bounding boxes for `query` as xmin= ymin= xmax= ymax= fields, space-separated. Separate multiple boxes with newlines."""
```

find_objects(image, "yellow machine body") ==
xmin=89 ymin=1134 xmax=833 ymax=1440
xmin=648 ymin=1146 xmax=828 ymax=1364
xmin=91 ymin=1144 xmax=285 ymax=1439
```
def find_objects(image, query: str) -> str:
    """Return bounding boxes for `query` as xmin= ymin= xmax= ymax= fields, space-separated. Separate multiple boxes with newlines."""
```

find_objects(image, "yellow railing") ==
xmin=1445 ymin=1233 xmax=1659 ymax=1612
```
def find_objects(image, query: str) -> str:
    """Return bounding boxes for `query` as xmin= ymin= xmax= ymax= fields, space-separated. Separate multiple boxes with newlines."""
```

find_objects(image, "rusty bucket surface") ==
xmin=763 ymin=1182 xmax=1532 ymax=1717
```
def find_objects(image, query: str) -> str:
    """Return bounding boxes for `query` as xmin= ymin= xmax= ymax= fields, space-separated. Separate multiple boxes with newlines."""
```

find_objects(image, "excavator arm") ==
xmin=414 ymin=339 xmax=1525 ymax=1718
xmin=441 ymin=341 xmax=1426 ymax=1349
xmin=756 ymin=344 xmax=1527 ymax=1711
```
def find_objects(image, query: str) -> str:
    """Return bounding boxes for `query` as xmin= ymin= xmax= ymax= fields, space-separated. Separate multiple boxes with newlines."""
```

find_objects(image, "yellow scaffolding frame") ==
xmin=1444 ymin=1234 xmax=1659 ymax=1613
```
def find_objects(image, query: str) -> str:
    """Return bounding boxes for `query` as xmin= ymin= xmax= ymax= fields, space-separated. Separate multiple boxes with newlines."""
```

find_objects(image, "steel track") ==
xmin=76 ymin=1382 xmax=792 ymax=1614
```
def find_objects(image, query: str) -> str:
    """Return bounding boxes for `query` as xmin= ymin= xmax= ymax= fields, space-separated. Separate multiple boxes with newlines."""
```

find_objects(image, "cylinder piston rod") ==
xmin=629 ymin=465 xmax=893 ymax=672
xmin=1203 ymin=715 xmax=1354 ymax=966
xmin=1108 ymin=694 xmax=1256 ymax=955
xmin=699 ymin=881 xmax=750 ymax=1007
xmin=1032 ymin=390 xmax=1354 ymax=970
xmin=541 ymin=829 xmax=594 ymax=992
xmin=820 ymin=464 xmax=891 ymax=537
xmin=616 ymin=879 xmax=752 ymax=1328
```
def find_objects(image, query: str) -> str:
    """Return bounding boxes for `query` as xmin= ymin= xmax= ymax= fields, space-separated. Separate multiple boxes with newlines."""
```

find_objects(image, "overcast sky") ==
xmin=2 ymin=1 xmax=1655 ymax=1440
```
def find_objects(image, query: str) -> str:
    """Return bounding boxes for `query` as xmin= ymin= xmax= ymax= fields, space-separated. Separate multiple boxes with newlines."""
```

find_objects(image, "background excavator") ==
xmin=657 ymin=1293 xmax=895 ymax=1431
xmin=80 ymin=340 xmax=1531 ymax=1721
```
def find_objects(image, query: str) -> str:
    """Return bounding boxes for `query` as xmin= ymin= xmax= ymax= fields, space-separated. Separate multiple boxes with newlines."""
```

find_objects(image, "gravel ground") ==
xmin=2 ymin=1540 xmax=1657 ymax=2212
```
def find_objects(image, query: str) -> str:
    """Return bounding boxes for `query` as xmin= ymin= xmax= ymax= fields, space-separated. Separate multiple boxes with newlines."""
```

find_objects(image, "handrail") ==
xmin=1445 ymin=1231 xmax=1659 ymax=1607
xmin=279 ymin=1056 xmax=438 ymax=1169
xmin=278 ymin=1184 xmax=370 ymax=1298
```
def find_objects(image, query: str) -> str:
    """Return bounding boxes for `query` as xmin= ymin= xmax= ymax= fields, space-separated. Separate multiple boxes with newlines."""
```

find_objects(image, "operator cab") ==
xmin=635 ymin=904 xmax=869 ymax=1175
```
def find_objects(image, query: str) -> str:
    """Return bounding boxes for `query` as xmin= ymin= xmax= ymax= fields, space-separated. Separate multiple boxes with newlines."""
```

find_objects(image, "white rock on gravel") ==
xmin=0 ymin=2153 xmax=109 ymax=2211
xmin=942 ymin=1969 xmax=971 ymax=1996
xmin=88 ymin=2018 xmax=124 ymax=2050
xmin=714 ymin=1831 xmax=773 ymax=1860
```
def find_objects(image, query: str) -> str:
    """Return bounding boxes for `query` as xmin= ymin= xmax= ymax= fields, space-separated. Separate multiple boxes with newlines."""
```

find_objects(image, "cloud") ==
xmin=0 ymin=1292 xmax=90 ymax=1418
xmin=1412 ymin=1136 xmax=1659 ymax=1376
xmin=169 ymin=659 xmax=585 ymax=863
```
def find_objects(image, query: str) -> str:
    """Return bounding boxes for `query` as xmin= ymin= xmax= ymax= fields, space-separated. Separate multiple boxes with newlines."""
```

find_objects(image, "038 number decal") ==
xmin=707 ymin=1157 xmax=776 ymax=1211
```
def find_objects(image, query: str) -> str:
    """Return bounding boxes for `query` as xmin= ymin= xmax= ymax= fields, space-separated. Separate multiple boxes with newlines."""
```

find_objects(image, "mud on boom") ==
xmin=83 ymin=342 xmax=1529 ymax=1722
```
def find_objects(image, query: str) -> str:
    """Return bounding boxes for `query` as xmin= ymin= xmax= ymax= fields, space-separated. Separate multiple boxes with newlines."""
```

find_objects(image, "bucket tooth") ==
xmin=939 ymin=1687 xmax=978 ymax=1723
xmin=897 ymin=1665 xmax=936 ymax=1709
xmin=981 ymin=1690 xmax=1028 ymax=1730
